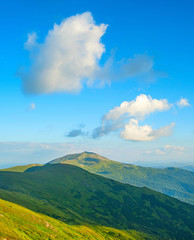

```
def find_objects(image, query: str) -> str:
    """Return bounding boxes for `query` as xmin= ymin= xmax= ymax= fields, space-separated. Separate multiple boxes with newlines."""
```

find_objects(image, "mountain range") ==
xmin=0 ymin=152 xmax=194 ymax=239
xmin=48 ymin=151 xmax=194 ymax=205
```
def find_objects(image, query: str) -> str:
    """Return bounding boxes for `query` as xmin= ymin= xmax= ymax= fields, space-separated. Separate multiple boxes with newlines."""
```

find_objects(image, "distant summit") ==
xmin=48 ymin=151 xmax=111 ymax=165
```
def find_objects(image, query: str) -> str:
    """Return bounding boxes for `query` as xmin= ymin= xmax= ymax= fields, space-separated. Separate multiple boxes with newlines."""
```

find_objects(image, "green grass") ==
xmin=0 ymin=164 xmax=42 ymax=172
xmin=0 ymin=198 xmax=147 ymax=240
xmin=48 ymin=151 xmax=194 ymax=204
xmin=0 ymin=164 xmax=193 ymax=240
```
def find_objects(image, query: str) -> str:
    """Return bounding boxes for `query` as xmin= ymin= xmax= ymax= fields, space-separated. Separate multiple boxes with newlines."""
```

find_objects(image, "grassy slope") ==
xmin=0 ymin=164 xmax=193 ymax=240
xmin=0 ymin=164 xmax=42 ymax=172
xmin=0 ymin=198 xmax=147 ymax=240
xmin=49 ymin=152 xmax=194 ymax=204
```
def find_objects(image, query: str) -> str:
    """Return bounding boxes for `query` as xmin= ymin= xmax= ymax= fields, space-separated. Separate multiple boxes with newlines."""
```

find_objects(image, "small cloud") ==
xmin=154 ymin=149 xmax=166 ymax=155
xmin=177 ymin=98 xmax=191 ymax=108
xmin=29 ymin=103 xmax=36 ymax=110
xmin=164 ymin=144 xmax=184 ymax=151
xmin=145 ymin=150 xmax=165 ymax=155
xmin=145 ymin=144 xmax=184 ymax=156
xmin=66 ymin=129 xmax=86 ymax=137
xmin=24 ymin=32 xmax=38 ymax=50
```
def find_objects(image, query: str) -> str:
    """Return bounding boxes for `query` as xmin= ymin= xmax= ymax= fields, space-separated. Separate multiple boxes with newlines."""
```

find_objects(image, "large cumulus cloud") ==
xmin=20 ymin=12 xmax=165 ymax=94
xmin=21 ymin=12 xmax=108 ymax=94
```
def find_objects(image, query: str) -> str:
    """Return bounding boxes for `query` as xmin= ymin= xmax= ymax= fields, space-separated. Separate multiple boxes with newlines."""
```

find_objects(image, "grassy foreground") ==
xmin=0 ymin=164 xmax=193 ymax=240
xmin=0 ymin=198 xmax=148 ymax=240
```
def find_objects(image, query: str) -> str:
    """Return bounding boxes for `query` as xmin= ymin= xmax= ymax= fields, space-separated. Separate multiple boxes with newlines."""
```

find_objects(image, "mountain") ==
xmin=48 ymin=152 xmax=194 ymax=204
xmin=0 ymin=164 xmax=193 ymax=239
xmin=0 ymin=198 xmax=146 ymax=240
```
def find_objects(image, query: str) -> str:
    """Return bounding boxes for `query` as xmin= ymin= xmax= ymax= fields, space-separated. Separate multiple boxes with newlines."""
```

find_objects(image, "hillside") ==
xmin=49 ymin=152 xmax=194 ymax=204
xmin=0 ymin=164 xmax=42 ymax=172
xmin=0 ymin=198 xmax=147 ymax=240
xmin=0 ymin=164 xmax=193 ymax=240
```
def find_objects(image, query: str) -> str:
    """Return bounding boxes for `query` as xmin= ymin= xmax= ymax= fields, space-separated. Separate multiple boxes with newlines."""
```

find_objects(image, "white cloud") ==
xmin=93 ymin=94 xmax=174 ymax=141
xmin=21 ymin=12 xmax=108 ymax=94
xmin=145 ymin=149 xmax=166 ymax=155
xmin=145 ymin=144 xmax=184 ymax=156
xmin=29 ymin=103 xmax=36 ymax=110
xmin=154 ymin=149 xmax=166 ymax=155
xmin=105 ymin=94 xmax=171 ymax=120
xmin=177 ymin=98 xmax=191 ymax=108
xmin=164 ymin=145 xmax=184 ymax=151
xmin=120 ymin=119 xmax=175 ymax=141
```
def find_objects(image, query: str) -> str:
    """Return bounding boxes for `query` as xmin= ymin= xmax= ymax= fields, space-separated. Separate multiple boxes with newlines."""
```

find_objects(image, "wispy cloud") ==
xmin=102 ymin=54 xmax=166 ymax=84
xmin=66 ymin=129 xmax=86 ymax=137
xmin=145 ymin=144 xmax=185 ymax=155
xmin=164 ymin=144 xmax=184 ymax=151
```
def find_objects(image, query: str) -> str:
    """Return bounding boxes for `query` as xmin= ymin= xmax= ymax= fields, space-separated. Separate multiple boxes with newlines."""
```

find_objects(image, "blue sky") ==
xmin=0 ymin=0 xmax=193 ymax=168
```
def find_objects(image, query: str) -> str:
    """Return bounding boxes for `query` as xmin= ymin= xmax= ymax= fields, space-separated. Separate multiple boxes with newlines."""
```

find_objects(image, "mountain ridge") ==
xmin=48 ymin=152 xmax=194 ymax=204
xmin=0 ymin=163 xmax=193 ymax=239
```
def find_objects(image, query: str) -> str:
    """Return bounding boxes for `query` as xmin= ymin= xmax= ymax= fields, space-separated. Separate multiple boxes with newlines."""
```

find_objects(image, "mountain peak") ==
xmin=47 ymin=151 xmax=194 ymax=205
xmin=48 ymin=151 xmax=111 ymax=165
xmin=83 ymin=151 xmax=96 ymax=154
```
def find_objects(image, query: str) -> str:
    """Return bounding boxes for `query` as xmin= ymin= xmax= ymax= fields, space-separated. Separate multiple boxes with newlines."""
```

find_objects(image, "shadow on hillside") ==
xmin=24 ymin=166 xmax=44 ymax=172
